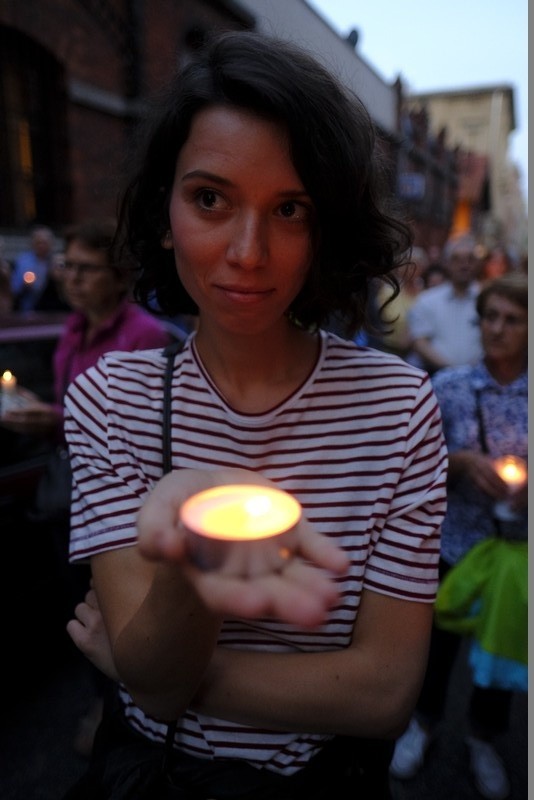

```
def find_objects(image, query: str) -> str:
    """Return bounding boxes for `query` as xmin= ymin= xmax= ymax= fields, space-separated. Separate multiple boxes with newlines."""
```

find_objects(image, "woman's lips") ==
xmin=216 ymin=285 xmax=274 ymax=304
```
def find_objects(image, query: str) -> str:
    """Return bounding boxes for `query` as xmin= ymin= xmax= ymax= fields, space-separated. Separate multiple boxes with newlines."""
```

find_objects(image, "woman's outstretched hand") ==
xmin=137 ymin=468 xmax=349 ymax=628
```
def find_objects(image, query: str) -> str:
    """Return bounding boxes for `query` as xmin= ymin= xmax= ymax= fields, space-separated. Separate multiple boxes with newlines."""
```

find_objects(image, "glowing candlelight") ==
xmin=180 ymin=484 xmax=301 ymax=574
xmin=1 ymin=369 xmax=20 ymax=415
xmin=493 ymin=455 xmax=527 ymax=522
xmin=181 ymin=484 xmax=301 ymax=540
xmin=1 ymin=370 xmax=17 ymax=394
xmin=23 ymin=270 xmax=36 ymax=285
xmin=494 ymin=455 xmax=527 ymax=490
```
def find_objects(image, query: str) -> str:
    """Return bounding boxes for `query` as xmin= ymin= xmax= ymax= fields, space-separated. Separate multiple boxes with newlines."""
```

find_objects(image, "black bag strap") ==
xmin=162 ymin=339 xmax=184 ymax=476
xmin=474 ymin=387 xmax=503 ymax=537
xmin=473 ymin=388 xmax=490 ymax=455
xmin=160 ymin=338 xmax=185 ymax=762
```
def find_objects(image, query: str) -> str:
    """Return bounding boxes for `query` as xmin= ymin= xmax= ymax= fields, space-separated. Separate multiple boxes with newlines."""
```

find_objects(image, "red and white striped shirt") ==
xmin=65 ymin=330 xmax=447 ymax=774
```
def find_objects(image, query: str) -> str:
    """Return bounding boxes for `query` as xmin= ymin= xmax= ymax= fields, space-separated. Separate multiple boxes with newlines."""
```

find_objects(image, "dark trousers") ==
xmin=416 ymin=559 xmax=512 ymax=738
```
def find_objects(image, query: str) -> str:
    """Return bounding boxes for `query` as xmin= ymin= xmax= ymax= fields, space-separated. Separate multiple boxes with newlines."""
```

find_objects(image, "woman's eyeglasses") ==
xmin=58 ymin=259 xmax=109 ymax=276
xmin=479 ymin=310 xmax=527 ymax=328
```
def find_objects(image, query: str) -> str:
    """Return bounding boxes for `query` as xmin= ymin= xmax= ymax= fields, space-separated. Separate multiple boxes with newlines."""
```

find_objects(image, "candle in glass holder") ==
xmin=494 ymin=455 xmax=527 ymax=489
xmin=493 ymin=455 xmax=527 ymax=521
xmin=180 ymin=484 xmax=301 ymax=575
xmin=1 ymin=370 xmax=18 ymax=414
xmin=1 ymin=370 xmax=16 ymax=393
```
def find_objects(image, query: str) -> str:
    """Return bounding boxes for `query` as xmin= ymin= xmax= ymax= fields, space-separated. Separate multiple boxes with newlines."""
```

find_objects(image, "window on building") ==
xmin=0 ymin=25 xmax=71 ymax=229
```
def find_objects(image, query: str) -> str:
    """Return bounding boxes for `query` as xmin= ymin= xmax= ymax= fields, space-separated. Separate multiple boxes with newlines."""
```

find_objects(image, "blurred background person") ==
xmin=407 ymin=234 xmax=483 ymax=374
xmin=0 ymin=236 xmax=14 ymax=314
xmin=480 ymin=244 xmax=512 ymax=281
xmin=422 ymin=261 xmax=447 ymax=289
xmin=3 ymin=219 xmax=172 ymax=441
xmin=1 ymin=218 xmax=172 ymax=756
xmin=10 ymin=224 xmax=68 ymax=312
xmin=377 ymin=246 xmax=428 ymax=361
xmin=390 ymin=272 xmax=528 ymax=800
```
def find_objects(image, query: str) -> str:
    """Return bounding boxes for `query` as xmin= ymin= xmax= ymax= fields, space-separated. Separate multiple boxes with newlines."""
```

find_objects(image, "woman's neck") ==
xmin=194 ymin=323 xmax=320 ymax=413
xmin=485 ymin=356 xmax=526 ymax=386
xmin=83 ymin=301 xmax=122 ymax=343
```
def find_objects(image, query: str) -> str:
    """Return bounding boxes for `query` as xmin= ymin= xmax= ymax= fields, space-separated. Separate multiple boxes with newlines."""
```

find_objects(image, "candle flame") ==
xmin=2 ymin=370 xmax=14 ymax=383
xmin=494 ymin=455 xmax=527 ymax=488
xmin=244 ymin=495 xmax=272 ymax=517
xmin=181 ymin=484 xmax=301 ymax=541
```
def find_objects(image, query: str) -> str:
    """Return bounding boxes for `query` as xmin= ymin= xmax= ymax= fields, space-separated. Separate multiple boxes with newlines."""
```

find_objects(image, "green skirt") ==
xmin=435 ymin=538 xmax=527 ymax=675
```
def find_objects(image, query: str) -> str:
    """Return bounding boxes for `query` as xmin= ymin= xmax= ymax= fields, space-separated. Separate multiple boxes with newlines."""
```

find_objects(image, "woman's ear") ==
xmin=161 ymin=230 xmax=173 ymax=250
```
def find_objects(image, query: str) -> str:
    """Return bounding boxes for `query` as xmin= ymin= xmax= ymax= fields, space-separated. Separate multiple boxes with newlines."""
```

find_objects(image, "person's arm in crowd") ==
xmin=448 ymin=450 xmax=527 ymax=511
xmin=1 ymin=394 xmax=62 ymax=436
xmin=447 ymin=451 xmax=507 ymax=498
xmin=410 ymin=336 xmax=451 ymax=372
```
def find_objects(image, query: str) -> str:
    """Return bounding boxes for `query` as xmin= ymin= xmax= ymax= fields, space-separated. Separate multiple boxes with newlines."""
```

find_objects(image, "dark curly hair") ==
xmin=115 ymin=30 xmax=412 ymax=335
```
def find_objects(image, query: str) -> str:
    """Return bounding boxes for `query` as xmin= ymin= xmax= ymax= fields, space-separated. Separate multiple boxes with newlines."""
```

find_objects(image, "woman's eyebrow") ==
xmin=182 ymin=170 xmax=310 ymax=198
xmin=182 ymin=170 xmax=232 ymax=185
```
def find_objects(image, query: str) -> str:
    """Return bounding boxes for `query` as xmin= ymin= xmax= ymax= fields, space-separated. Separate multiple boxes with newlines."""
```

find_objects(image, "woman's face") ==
xmin=480 ymin=292 xmax=528 ymax=365
xmin=165 ymin=106 xmax=314 ymax=336
xmin=61 ymin=240 xmax=125 ymax=319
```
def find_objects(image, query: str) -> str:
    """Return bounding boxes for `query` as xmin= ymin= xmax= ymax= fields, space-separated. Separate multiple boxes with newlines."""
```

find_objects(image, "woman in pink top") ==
xmin=2 ymin=219 xmax=170 ymax=440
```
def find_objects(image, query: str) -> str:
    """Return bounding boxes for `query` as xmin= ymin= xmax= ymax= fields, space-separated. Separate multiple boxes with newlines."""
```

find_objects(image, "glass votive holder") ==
xmin=493 ymin=455 xmax=527 ymax=522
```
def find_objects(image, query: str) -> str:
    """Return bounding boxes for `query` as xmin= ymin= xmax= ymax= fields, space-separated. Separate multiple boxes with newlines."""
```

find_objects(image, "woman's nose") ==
xmin=226 ymin=212 xmax=268 ymax=269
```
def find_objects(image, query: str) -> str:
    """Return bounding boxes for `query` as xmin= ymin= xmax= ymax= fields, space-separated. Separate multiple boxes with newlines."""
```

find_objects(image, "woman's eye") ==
xmin=278 ymin=201 xmax=310 ymax=222
xmin=196 ymin=189 xmax=222 ymax=210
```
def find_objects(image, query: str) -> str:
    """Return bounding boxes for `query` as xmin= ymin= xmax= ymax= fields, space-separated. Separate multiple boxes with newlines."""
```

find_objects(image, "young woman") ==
xmin=63 ymin=31 xmax=447 ymax=799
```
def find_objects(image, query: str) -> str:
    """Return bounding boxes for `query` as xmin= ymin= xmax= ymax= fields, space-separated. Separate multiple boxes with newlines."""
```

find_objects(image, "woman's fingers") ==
xmin=66 ymin=600 xmax=120 ymax=681
xmin=188 ymin=558 xmax=341 ymax=628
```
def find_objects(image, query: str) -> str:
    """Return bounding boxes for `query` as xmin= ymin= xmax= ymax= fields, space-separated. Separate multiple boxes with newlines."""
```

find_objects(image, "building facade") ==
xmin=407 ymin=86 xmax=527 ymax=260
xmin=3 ymin=0 xmax=510 ymax=262
xmin=0 ymin=0 xmax=254 ymax=242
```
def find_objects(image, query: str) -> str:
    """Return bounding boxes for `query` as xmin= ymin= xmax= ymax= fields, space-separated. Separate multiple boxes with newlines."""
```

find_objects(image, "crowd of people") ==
xmin=0 ymin=27 xmax=527 ymax=800
xmin=389 ymin=270 xmax=528 ymax=800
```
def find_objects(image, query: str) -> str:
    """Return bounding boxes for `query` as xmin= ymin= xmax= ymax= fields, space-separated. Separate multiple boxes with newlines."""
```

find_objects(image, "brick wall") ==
xmin=0 ymin=0 xmax=249 ymax=232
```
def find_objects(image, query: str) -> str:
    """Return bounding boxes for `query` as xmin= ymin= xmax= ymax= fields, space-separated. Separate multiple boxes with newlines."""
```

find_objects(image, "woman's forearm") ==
xmin=193 ymin=595 xmax=432 ymax=739
xmin=194 ymin=647 xmax=412 ymax=739
xmin=94 ymin=555 xmax=222 ymax=721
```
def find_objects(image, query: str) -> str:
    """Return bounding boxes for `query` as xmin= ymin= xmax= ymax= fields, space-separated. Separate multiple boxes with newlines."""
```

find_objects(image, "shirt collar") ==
xmin=470 ymin=361 xmax=528 ymax=393
xmin=67 ymin=297 xmax=129 ymax=337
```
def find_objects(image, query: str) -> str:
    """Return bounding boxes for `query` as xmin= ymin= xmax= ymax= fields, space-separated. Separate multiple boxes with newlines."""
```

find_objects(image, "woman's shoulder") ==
xmin=411 ymin=282 xmax=449 ymax=308
xmin=323 ymin=331 xmax=428 ymax=382
xmin=431 ymin=363 xmax=477 ymax=390
xmin=120 ymin=302 xmax=173 ymax=342
xmin=71 ymin=345 xmax=173 ymax=391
